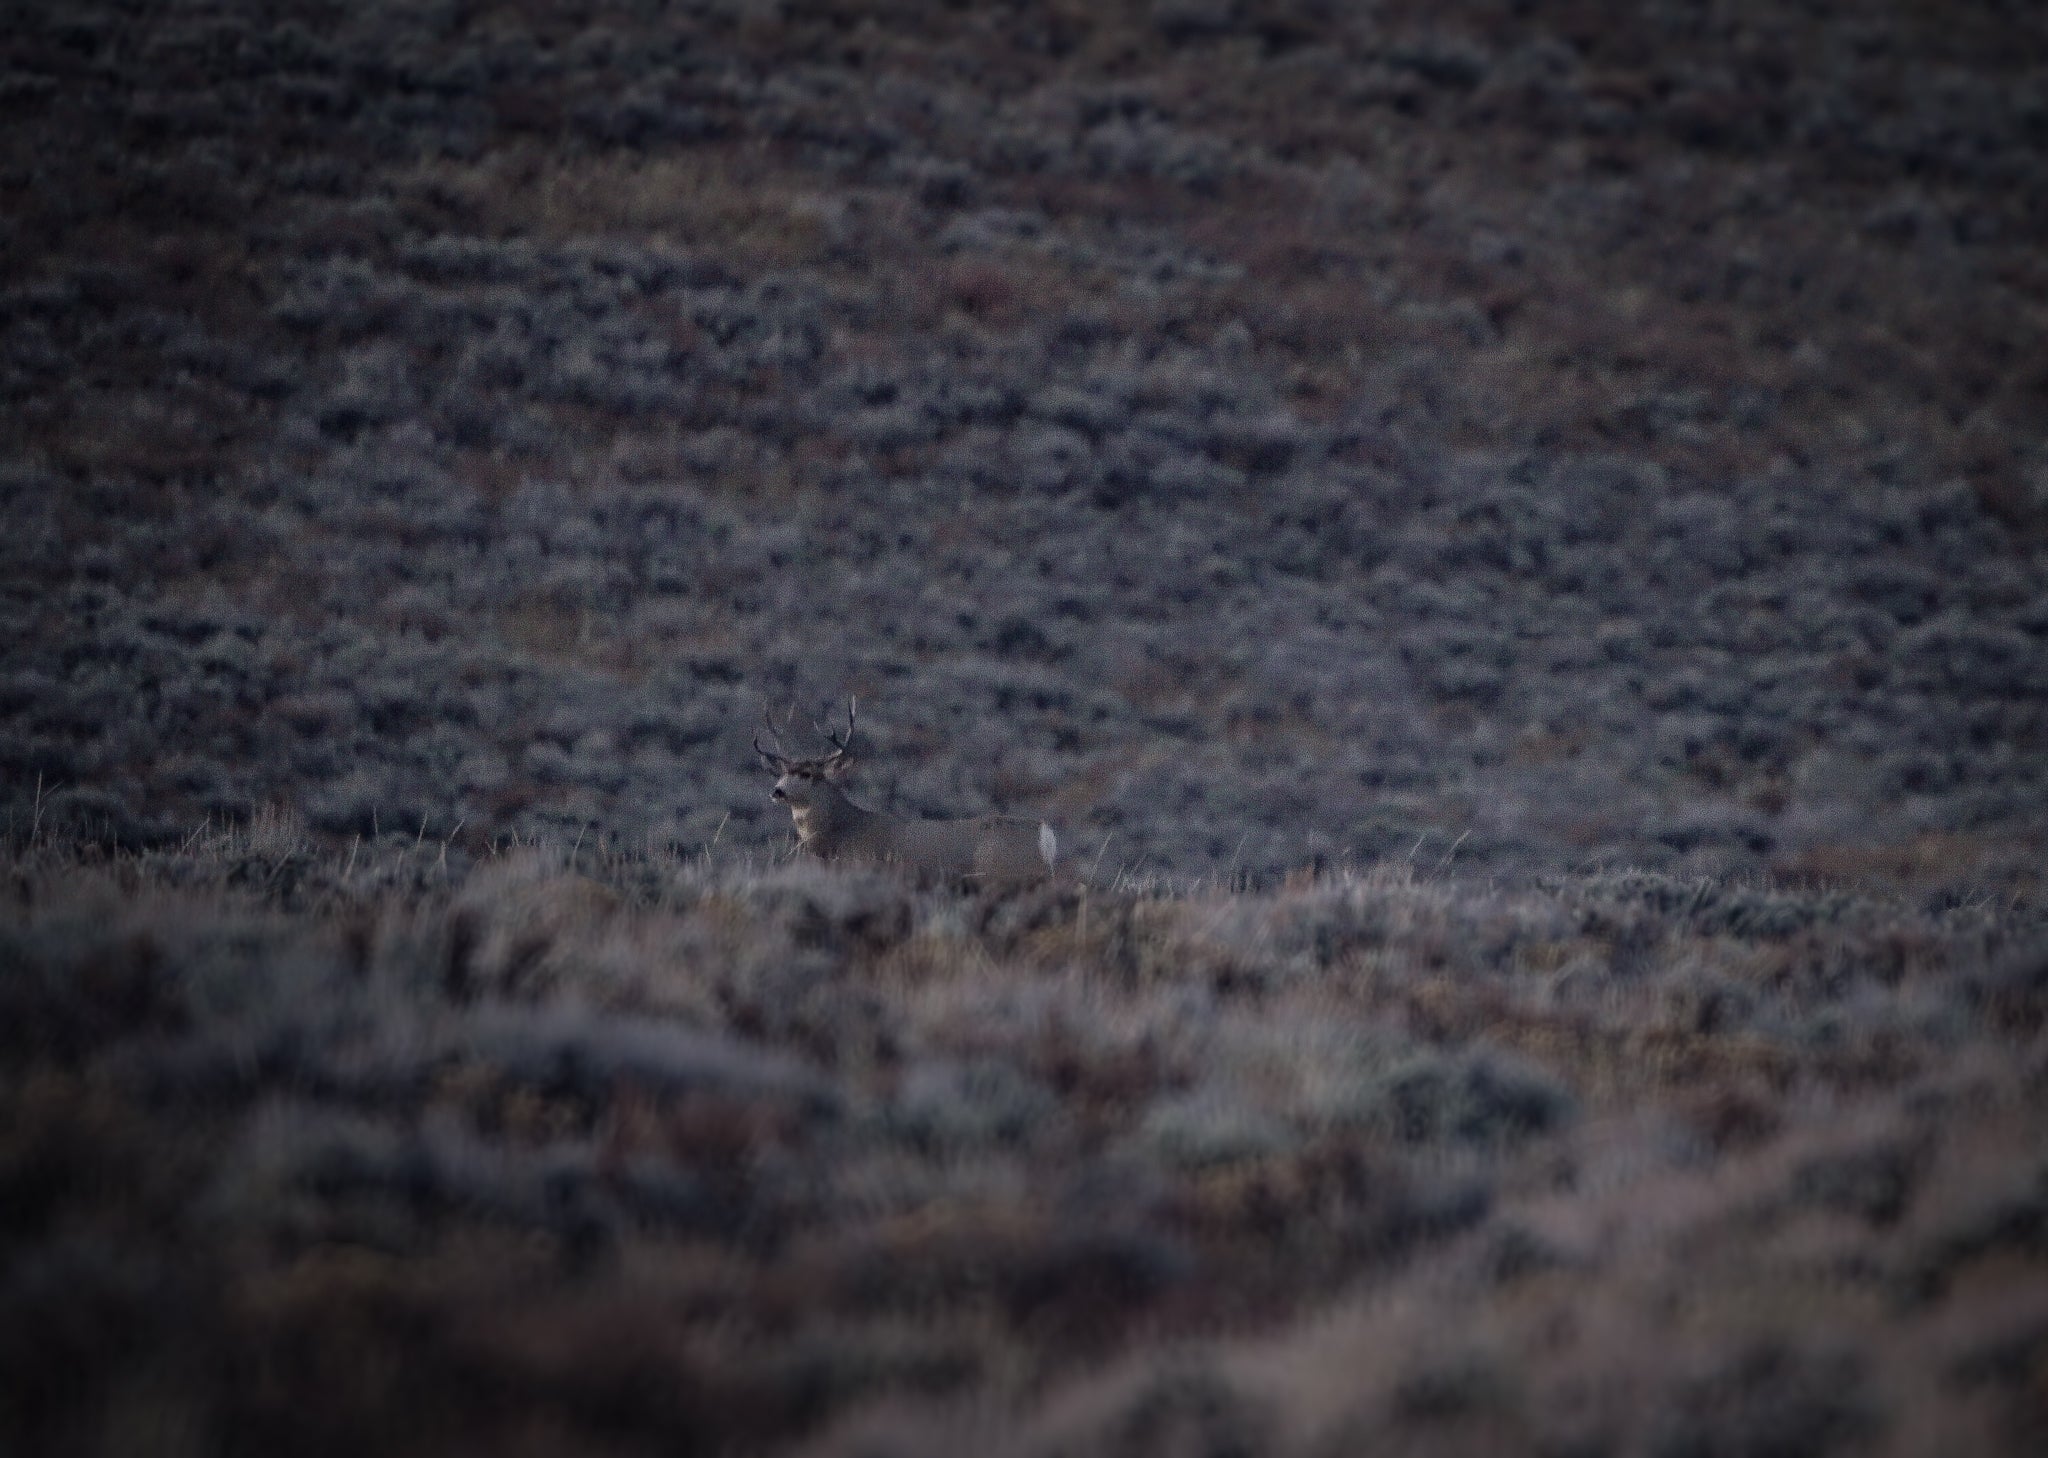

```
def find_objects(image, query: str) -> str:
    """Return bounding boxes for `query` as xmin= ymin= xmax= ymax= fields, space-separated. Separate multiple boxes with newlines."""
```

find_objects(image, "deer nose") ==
xmin=771 ymin=787 xmax=785 ymax=800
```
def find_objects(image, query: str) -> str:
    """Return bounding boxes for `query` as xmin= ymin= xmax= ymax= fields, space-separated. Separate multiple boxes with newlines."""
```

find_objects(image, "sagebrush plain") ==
xmin=3 ymin=1 xmax=2046 ymax=1453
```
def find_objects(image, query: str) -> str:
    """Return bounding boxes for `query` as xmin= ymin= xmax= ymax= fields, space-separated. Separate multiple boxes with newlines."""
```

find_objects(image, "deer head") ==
xmin=754 ymin=699 xmax=857 ymax=812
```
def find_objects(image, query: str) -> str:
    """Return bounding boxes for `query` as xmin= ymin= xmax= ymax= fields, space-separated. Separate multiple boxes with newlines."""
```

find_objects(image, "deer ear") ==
xmin=822 ymin=752 xmax=856 ymax=780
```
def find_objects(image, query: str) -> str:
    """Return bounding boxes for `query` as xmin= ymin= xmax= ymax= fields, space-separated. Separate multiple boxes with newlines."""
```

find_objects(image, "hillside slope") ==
xmin=4 ymin=8 xmax=2048 ymax=1446
xmin=2 ymin=0 xmax=2044 ymax=886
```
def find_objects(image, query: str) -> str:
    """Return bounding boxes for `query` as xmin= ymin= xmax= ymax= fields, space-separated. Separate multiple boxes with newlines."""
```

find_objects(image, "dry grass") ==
xmin=2 ymin=824 xmax=2043 ymax=1455
xmin=414 ymin=147 xmax=837 ymax=264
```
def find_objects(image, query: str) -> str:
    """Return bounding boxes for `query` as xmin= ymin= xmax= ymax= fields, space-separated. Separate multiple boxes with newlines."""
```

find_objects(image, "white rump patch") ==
xmin=1039 ymin=822 xmax=1058 ymax=870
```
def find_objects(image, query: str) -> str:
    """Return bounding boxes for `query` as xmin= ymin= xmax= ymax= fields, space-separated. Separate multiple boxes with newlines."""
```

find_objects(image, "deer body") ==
xmin=757 ymin=702 xmax=1058 ymax=884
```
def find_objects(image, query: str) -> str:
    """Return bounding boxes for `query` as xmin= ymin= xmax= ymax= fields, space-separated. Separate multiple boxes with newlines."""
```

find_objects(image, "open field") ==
xmin=4 ymin=0 xmax=2048 ymax=1453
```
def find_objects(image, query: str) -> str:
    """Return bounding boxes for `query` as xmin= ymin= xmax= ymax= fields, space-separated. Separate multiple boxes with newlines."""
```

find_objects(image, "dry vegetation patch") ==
xmin=3 ymin=833 xmax=2045 ymax=1454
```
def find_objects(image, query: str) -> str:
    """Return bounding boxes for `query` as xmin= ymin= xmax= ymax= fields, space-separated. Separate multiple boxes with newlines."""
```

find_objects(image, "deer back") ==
xmin=791 ymin=793 xmax=1055 ymax=883
xmin=871 ymin=813 xmax=1056 ymax=883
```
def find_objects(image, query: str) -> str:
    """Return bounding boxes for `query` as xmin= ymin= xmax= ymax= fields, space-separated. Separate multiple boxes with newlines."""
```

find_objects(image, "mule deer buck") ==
xmin=755 ymin=700 xmax=1058 ymax=884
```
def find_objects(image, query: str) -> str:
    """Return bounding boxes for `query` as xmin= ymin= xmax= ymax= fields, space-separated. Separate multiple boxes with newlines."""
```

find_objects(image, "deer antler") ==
xmin=754 ymin=706 xmax=791 ymax=769
xmin=826 ymin=696 xmax=857 ymax=756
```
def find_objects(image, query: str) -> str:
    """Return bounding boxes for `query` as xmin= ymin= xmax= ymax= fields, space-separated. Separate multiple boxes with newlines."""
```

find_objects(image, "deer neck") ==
xmin=791 ymin=782 xmax=881 ymax=852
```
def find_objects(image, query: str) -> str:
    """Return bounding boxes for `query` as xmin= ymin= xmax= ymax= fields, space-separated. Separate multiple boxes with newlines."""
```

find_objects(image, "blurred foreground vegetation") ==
xmin=4 ymin=819 xmax=2045 ymax=1456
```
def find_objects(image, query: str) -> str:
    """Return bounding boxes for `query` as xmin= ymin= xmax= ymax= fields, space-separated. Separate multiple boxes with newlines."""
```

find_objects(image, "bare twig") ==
xmin=1225 ymin=831 xmax=1249 ymax=892
xmin=1087 ymin=833 xmax=1115 ymax=889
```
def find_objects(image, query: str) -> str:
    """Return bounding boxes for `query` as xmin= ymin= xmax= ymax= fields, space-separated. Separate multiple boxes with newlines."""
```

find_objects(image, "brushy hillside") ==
xmin=2 ymin=0 xmax=2045 ymax=885
xmin=5 ymin=2 xmax=2048 ymax=1454
xmin=3 ymin=827 xmax=2045 ymax=1455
